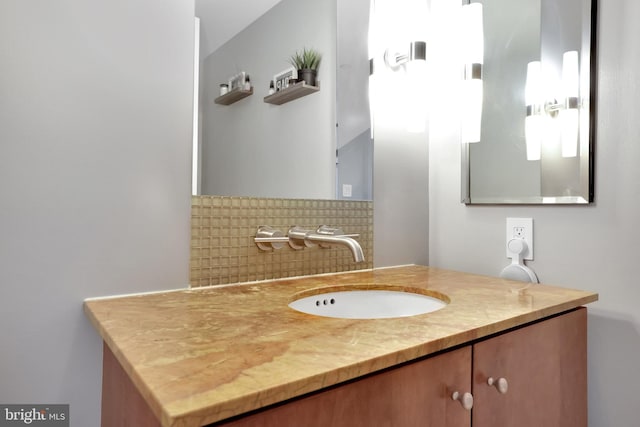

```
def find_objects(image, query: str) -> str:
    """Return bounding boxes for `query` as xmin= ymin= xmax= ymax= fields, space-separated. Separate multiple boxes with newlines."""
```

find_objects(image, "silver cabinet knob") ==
xmin=451 ymin=391 xmax=474 ymax=411
xmin=487 ymin=377 xmax=509 ymax=394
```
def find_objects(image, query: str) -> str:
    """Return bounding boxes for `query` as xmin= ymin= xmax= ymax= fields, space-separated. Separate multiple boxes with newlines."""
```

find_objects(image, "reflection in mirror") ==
xmin=462 ymin=0 xmax=596 ymax=204
xmin=336 ymin=0 xmax=373 ymax=201
xmin=193 ymin=0 xmax=372 ymax=200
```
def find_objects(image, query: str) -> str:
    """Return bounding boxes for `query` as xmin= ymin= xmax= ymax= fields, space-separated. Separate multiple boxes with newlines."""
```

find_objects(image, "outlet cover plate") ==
xmin=506 ymin=218 xmax=533 ymax=260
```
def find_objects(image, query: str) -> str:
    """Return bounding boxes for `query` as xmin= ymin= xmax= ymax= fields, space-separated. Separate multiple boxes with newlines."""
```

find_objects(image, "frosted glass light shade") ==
xmin=368 ymin=0 xmax=379 ymax=60
xmin=561 ymin=51 xmax=579 ymax=157
xmin=462 ymin=79 xmax=483 ymax=143
xmin=405 ymin=59 xmax=428 ymax=133
xmin=368 ymin=73 xmax=377 ymax=137
xmin=525 ymin=61 xmax=542 ymax=106
xmin=461 ymin=3 xmax=484 ymax=65
xmin=525 ymin=61 xmax=542 ymax=160
xmin=562 ymin=51 xmax=579 ymax=98
xmin=560 ymin=108 xmax=579 ymax=157
xmin=525 ymin=115 xmax=543 ymax=161
xmin=461 ymin=3 xmax=484 ymax=143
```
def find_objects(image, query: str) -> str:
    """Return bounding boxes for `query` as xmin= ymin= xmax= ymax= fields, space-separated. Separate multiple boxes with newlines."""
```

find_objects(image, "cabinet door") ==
xmin=102 ymin=344 xmax=162 ymax=427
xmin=472 ymin=308 xmax=587 ymax=427
xmin=217 ymin=346 xmax=472 ymax=427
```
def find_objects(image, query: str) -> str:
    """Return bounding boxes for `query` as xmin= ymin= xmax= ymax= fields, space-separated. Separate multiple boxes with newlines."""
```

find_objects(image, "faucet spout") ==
xmin=305 ymin=234 xmax=365 ymax=263
xmin=287 ymin=226 xmax=365 ymax=263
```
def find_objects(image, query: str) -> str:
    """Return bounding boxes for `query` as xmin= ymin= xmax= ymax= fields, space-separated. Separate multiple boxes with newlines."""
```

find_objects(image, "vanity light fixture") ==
xmin=383 ymin=41 xmax=427 ymax=70
xmin=524 ymin=51 xmax=580 ymax=161
xmin=369 ymin=40 xmax=428 ymax=133
xmin=460 ymin=3 xmax=484 ymax=144
xmin=389 ymin=41 xmax=428 ymax=133
xmin=367 ymin=0 xmax=428 ymax=133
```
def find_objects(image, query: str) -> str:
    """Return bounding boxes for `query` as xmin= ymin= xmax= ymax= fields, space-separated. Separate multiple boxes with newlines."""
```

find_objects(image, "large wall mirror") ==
xmin=194 ymin=0 xmax=372 ymax=201
xmin=461 ymin=0 xmax=596 ymax=204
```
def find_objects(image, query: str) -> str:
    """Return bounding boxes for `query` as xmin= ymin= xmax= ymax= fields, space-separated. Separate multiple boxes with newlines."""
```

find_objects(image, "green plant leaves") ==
xmin=289 ymin=48 xmax=322 ymax=71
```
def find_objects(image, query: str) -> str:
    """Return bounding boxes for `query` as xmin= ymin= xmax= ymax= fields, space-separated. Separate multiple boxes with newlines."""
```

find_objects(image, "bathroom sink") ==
xmin=289 ymin=287 xmax=448 ymax=319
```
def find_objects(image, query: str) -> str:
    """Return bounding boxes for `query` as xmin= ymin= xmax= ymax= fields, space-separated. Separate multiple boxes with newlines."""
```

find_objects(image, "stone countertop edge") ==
xmin=83 ymin=265 xmax=599 ymax=427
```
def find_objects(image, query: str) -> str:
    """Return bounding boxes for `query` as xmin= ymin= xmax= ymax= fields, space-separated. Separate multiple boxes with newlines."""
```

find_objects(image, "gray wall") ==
xmin=337 ymin=130 xmax=373 ymax=200
xmin=336 ymin=0 xmax=371 ymax=148
xmin=0 ymin=1 xmax=194 ymax=426
xmin=199 ymin=0 xmax=336 ymax=199
xmin=428 ymin=1 xmax=640 ymax=425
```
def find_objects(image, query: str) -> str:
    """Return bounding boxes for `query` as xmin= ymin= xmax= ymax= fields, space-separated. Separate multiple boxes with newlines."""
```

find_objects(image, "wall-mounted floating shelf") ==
xmin=215 ymin=87 xmax=253 ymax=105
xmin=263 ymin=81 xmax=320 ymax=105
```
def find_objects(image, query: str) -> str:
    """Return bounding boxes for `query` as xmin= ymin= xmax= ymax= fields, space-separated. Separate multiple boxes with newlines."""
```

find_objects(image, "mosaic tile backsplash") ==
xmin=190 ymin=196 xmax=373 ymax=287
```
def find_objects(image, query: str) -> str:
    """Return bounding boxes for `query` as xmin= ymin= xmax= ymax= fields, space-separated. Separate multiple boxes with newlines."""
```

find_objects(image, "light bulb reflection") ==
xmin=561 ymin=50 xmax=579 ymax=157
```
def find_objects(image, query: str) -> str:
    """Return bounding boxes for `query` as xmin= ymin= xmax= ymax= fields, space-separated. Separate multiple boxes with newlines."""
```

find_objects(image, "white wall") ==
xmin=0 ymin=1 xmax=194 ymax=425
xmin=428 ymin=1 xmax=640 ymax=426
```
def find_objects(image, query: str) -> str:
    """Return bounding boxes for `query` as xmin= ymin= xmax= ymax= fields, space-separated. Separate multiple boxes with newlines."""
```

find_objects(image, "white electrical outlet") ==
xmin=506 ymin=218 xmax=533 ymax=260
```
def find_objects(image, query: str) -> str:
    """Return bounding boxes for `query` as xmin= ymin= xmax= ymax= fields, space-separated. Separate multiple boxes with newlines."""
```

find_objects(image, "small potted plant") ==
xmin=289 ymin=47 xmax=322 ymax=87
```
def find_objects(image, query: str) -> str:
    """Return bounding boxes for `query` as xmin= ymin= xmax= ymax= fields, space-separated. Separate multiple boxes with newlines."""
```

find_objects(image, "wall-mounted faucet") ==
xmin=288 ymin=225 xmax=365 ymax=263
xmin=254 ymin=225 xmax=365 ymax=263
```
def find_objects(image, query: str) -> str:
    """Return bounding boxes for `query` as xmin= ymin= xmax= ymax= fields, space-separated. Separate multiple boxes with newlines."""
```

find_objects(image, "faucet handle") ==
xmin=254 ymin=226 xmax=288 ymax=251
xmin=316 ymin=226 xmax=342 ymax=248
xmin=316 ymin=225 xmax=359 ymax=238
xmin=288 ymin=226 xmax=315 ymax=250
xmin=316 ymin=225 xmax=344 ymax=236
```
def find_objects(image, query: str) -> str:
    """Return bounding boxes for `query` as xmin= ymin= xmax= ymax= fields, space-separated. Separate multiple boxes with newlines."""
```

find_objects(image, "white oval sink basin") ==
xmin=289 ymin=289 xmax=448 ymax=319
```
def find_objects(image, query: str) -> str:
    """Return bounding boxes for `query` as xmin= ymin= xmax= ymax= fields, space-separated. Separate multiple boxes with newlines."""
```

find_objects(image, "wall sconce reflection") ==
xmin=560 ymin=51 xmax=580 ymax=158
xmin=461 ymin=3 xmax=484 ymax=144
xmin=524 ymin=51 xmax=580 ymax=161
xmin=388 ymin=41 xmax=428 ymax=133
xmin=368 ymin=0 xmax=428 ymax=133
xmin=525 ymin=61 xmax=543 ymax=161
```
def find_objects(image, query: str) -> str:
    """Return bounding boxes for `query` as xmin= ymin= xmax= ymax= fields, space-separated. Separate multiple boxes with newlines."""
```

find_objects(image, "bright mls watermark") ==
xmin=0 ymin=405 xmax=68 ymax=426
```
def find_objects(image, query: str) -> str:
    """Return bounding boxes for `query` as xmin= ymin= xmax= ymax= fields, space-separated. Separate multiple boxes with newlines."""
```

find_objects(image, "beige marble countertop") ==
xmin=84 ymin=265 xmax=598 ymax=427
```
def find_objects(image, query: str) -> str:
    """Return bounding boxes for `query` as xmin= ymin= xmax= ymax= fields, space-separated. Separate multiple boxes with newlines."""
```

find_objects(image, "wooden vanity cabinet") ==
xmin=216 ymin=308 xmax=587 ymax=427
xmin=102 ymin=308 xmax=587 ymax=427
xmin=472 ymin=307 xmax=587 ymax=427
xmin=216 ymin=346 xmax=471 ymax=427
